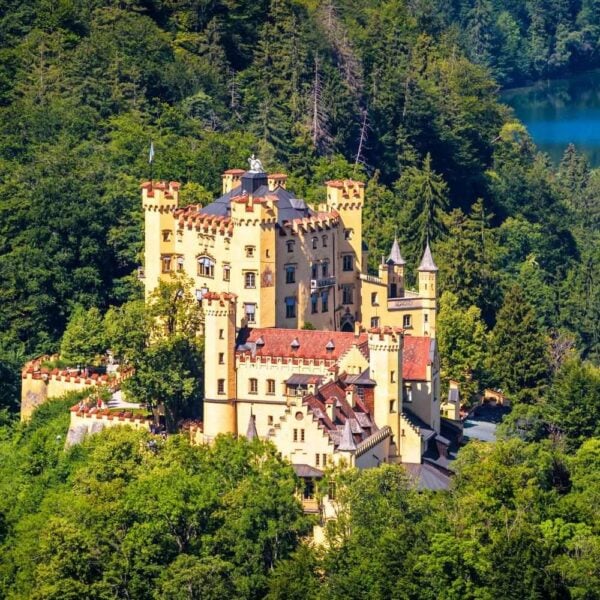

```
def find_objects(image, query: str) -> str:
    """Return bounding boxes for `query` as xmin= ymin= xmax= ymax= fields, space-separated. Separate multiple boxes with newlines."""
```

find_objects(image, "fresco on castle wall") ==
xmin=261 ymin=267 xmax=274 ymax=287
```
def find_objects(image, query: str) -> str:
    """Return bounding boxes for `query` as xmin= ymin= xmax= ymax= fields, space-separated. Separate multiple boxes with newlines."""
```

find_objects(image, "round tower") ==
xmin=141 ymin=180 xmax=180 ymax=298
xmin=367 ymin=326 xmax=404 ymax=462
xmin=202 ymin=292 xmax=237 ymax=440
xmin=417 ymin=241 xmax=438 ymax=337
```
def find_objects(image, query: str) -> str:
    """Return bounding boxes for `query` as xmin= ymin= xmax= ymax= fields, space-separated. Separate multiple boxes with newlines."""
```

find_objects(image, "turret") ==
xmin=367 ymin=327 xmax=403 ymax=462
xmin=379 ymin=237 xmax=406 ymax=299
xmin=141 ymin=180 xmax=180 ymax=298
xmin=417 ymin=241 xmax=438 ymax=337
xmin=324 ymin=179 xmax=365 ymax=275
xmin=221 ymin=169 xmax=245 ymax=195
xmin=202 ymin=292 xmax=237 ymax=440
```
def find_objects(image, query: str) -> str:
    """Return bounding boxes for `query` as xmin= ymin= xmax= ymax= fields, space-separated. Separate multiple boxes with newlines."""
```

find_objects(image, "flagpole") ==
xmin=149 ymin=141 xmax=155 ymax=183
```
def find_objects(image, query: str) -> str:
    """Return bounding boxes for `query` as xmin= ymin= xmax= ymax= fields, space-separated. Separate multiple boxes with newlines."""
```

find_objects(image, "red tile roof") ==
xmin=403 ymin=336 xmax=432 ymax=381
xmin=237 ymin=328 xmax=433 ymax=380
xmin=237 ymin=328 xmax=368 ymax=361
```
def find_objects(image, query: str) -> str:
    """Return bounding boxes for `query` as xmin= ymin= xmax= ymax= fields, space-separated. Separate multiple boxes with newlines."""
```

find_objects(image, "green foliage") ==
xmin=0 ymin=411 xmax=310 ymax=600
xmin=437 ymin=291 xmax=489 ymax=401
xmin=59 ymin=304 xmax=106 ymax=366
xmin=488 ymin=284 xmax=550 ymax=401
xmin=119 ymin=275 xmax=204 ymax=430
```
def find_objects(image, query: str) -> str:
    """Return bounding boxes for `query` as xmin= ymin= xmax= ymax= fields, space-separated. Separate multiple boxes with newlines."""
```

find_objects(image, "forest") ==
xmin=0 ymin=0 xmax=598 ymax=597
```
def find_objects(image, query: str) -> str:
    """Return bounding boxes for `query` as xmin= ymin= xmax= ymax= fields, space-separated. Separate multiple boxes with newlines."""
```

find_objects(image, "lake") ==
xmin=501 ymin=69 xmax=600 ymax=167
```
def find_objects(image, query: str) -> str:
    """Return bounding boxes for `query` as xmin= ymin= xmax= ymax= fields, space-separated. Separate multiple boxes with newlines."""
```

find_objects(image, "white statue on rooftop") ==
xmin=248 ymin=154 xmax=264 ymax=173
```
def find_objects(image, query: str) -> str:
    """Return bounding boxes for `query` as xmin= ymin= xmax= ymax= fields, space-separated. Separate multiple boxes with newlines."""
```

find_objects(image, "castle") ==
xmin=142 ymin=161 xmax=437 ymax=336
xmin=142 ymin=159 xmax=459 ymax=489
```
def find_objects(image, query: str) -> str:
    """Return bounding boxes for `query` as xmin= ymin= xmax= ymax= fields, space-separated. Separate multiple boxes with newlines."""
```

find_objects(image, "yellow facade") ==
xmin=142 ymin=165 xmax=439 ymax=335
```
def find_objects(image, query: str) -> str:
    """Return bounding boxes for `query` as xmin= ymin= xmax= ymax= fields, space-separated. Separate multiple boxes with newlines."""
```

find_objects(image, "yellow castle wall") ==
xmin=21 ymin=372 xmax=111 ymax=421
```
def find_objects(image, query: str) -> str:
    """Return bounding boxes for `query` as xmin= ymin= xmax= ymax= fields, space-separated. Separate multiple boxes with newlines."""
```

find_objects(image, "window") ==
xmin=311 ymin=263 xmax=318 ymax=279
xmin=404 ymin=383 xmax=413 ymax=403
xmin=245 ymin=246 xmax=255 ymax=258
xmin=245 ymin=303 xmax=256 ymax=323
xmin=265 ymin=249 xmax=270 ymax=258
xmin=344 ymin=228 xmax=353 ymax=240
xmin=223 ymin=265 xmax=231 ymax=281
xmin=342 ymin=285 xmax=353 ymax=305
xmin=219 ymin=329 xmax=224 ymax=340
xmin=161 ymin=255 xmax=171 ymax=273
xmin=371 ymin=292 xmax=378 ymax=306
xmin=315 ymin=453 xmax=320 ymax=466
xmin=328 ymin=480 xmax=336 ymax=500
xmin=322 ymin=454 xmax=327 ymax=467
xmin=321 ymin=290 xmax=329 ymax=312
xmin=286 ymin=240 xmax=295 ymax=253
xmin=217 ymin=379 xmax=225 ymax=394
xmin=268 ymin=415 xmax=274 ymax=426
xmin=424 ymin=313 xmax=428 ymax=323
xmin=244 ymin=272 xmax=256 ymax=288
xmin=390 ymin=370 xmax=396 ymax=383
xmin=218 ymin=353 xmax=224 ymax=365
xmin=312 ymin=237 xmax=318 ymax=249
xmin=301 ymin=429 xmax=305 ymax=442
xmin=285 ymin=296 xmax=296 ymax=319
xmin=403 ymin=314 xmax=412 ymax=328
xmin=197 ymin=256 xmax=215 ymax=278
xmin=342 ymin=255 xmax=353 ymax=271
xmin=293 ymin=428 xmax=298 ymax=442
xmin=267 ymin=379 xmax=275 ymax=394
xmin=249 ymin=378 xmax=258 ymax=394
xmin=285 ymin=265 xmax=296 ymax=284
xmin=322 ymin=235 xmax=328 ymax=247
xmin=176 ymin=256 xmax=184 ymax=272
xmin=321 ymin=261 xmax=329 ymax=278
xmin=390 ymin=399 xmax=397 ymax=413
xmin=371 ymin=317 xmax=380 ymax=328
xmin=162 ymin=230 xmax=172 ymax=242
xmin=311 ymin=293 xmax=318 ymax=314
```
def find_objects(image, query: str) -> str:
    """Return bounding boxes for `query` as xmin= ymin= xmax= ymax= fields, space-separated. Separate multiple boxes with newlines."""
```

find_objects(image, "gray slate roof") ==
xmin=200 ymin=176 xmax=312 ymax=224
xmin=387 ymin=237 xmax=406 ymax=265
xmin=418 ymin=241 xmax=438 ymax=271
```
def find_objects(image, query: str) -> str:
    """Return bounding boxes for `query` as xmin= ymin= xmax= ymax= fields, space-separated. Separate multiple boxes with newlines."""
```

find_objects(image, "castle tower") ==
xmin=229 ymin=169 xmax=278 ymax=328
xmin=367 ymin=327 xmax=403 ymax=462
xmin=417 ymin=241 xmax=438 ymax=337
xmin=202 ymin=292 xmax=237 ymax=440
xmin=221 ymin=169 xmax=245 ymax=194
xmin=141 ymin=181 xmax=180 ymax=298
xmin=324 ymin=179 xmax=365 ymax=274
xmin=380 ymin=237 xmax=406 ymax=299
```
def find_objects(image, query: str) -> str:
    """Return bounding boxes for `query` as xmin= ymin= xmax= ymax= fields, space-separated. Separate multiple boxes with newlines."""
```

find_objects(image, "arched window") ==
xmin=197 ymin=256 xmax=215 ymax=278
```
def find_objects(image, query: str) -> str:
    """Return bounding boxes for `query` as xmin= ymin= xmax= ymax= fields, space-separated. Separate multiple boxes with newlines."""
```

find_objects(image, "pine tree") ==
xmin=488 ymin=284 xmax=550 ymax=402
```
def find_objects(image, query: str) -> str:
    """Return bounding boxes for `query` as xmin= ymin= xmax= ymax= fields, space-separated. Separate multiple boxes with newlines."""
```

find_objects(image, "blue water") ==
xmin=502 ymin=70 xmax=600 ymax=167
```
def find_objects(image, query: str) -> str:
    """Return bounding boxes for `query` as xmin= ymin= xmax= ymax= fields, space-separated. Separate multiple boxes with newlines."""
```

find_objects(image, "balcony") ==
xmin=310 ymin=276 xmax=336 ymax=290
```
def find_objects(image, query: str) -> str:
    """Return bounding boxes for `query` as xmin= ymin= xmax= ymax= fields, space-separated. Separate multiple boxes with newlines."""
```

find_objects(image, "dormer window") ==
xmin=326 ymin=340 xmax=335 ymax=352
xmin=255 ymin=336 xmax=265 ymax=347
xmin=291 ymin=337 xmax=300 ymax=350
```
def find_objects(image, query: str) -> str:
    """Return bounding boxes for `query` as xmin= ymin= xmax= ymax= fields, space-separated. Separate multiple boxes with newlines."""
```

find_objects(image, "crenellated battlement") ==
xmin=141 ymin=180 xmax=180 ymax=211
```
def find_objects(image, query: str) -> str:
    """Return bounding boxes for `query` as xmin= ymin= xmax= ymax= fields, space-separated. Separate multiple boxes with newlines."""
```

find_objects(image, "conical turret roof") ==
xmin=246 ymin=414 xmax=258 ymax=440
xmin=338 ymin=419 xmax=357 ymax=452
xmin=418 ymin=241 xmax=438 ymax=272
xmin=386 ymin=237 xmax=406 ymax=265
